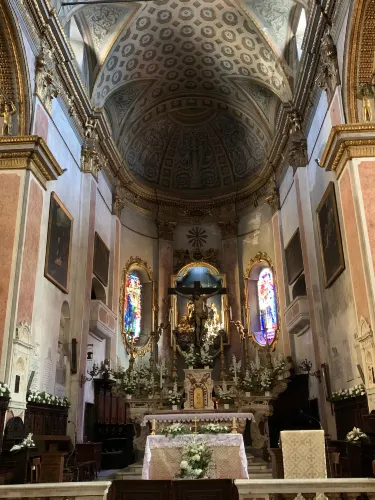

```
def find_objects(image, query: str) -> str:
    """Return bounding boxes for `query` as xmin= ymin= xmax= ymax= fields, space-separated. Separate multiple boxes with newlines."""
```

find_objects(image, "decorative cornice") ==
xmin=320 ymin=124 xmax=375 ymax=177
xmin=0 ymin=135 xmax=64 ymax=188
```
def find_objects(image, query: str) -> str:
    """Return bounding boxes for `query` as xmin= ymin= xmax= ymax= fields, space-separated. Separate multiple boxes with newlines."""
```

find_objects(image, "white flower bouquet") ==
xmin=0 ymin=382 xmax=10 ymax=398
xmin=162 ymin=423 xmax=187 ymax=437
xmin=27 ymin=391 xmax=70 ymax=407
xmin=272 ymin=354 xmax=287 ymax=378
xmin=198 ymin=423 xmax=229 ymax=434
xmin=260 ymin=367 xmax=274 ymax=393
xmin=199 ymin=344 xmax=213 ymax=367
xmin=143 ymin=374 xmax=155 ymax=395
xmin=177 ymin=439 xmax=212 ymax=479
xmin=10 ymin=433 xmax=36 ymax=453
xmin=120 ymin=372 xmax=137 ymax=395
xmin=346 ymin=427 xmax=370 ymax=444
xmin=241 ymin=370 xmax=255 ymax=392
xmin=331 ymin=384 xmax=366 ymax=401
xmin=183 ymin=345 xmax=197 ymax=368
xmin=167 ymin=389 xmax=181 ymax=405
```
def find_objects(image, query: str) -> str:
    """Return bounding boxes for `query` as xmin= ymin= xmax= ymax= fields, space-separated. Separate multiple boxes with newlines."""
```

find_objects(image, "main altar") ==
xmin=112 ymin=257 xmax=289 ymax=478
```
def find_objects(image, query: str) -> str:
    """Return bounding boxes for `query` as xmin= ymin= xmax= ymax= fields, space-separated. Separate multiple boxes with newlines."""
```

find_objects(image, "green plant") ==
xmin=177 ymin=439 xmax=212 ymax=479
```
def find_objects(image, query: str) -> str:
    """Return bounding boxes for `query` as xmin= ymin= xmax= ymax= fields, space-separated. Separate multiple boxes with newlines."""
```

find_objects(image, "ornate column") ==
xmin=321 ymin=124 xmax=375 ymax=409
xmin=157 ymin=219 xmax=177 ymax=363
xmin=0 ymin=136 xmax=63 ymax=416
xmin=218 ymin=218 xmax=242 ymax=360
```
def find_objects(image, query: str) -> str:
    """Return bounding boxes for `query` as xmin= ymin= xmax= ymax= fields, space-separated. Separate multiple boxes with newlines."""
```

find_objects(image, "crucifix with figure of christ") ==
xmin=168 ymin=280 xmax=227 ymax=347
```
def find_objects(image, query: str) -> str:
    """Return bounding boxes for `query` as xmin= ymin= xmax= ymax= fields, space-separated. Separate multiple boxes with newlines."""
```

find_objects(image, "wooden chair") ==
xmin=330 ymin=452 xmax=341 ymax=478
xmin=30 ymin=457 xmax=41 ymax=483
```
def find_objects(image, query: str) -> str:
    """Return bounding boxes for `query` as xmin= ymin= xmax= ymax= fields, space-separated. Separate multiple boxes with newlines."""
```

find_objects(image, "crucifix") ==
xmin=168 ymin=281 xmax=227 ymax=347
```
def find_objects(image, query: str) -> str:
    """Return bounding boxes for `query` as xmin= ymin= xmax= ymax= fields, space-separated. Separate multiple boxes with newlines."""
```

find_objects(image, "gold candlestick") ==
xmin=172 ymin=332 xmax=177 ymax=380
xmin=193 ymin=417 xmax=198 ymax=434
xmin=219 ymin=330 xmax=226 ymax=381
xmin=151 ymin=418 xmax=156 ymax=435
xmin=231 ymin=417 xmax=237 ymax=434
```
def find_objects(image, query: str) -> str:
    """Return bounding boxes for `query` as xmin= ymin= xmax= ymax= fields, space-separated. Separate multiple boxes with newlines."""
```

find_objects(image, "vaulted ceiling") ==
xmin=62 ymin=0 xmax=303 ymax=200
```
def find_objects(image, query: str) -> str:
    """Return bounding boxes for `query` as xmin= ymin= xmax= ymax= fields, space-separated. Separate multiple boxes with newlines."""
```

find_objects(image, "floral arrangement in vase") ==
xmin=216 ymin=382 xmax=234 ymax=408
xmin=27 ymin=391 xmax=70 ymax=407
xmin=10 ymin=433 xmax=36 ymax=453
xmin=162 ymin=423 xmax=187 ymax=437
xmin=143 ymin=374 xmax=155 ymax=397
xmin=168 ymin=382 xmax=181 ymax=409
xmin=0 ymin=382 xmax=10 ymax=398
xmin=241 ymin=370 xmax=255 ymax=396
xmin=119 ymin=371 xmax=137 ymax=398
xmin=199 ymin=343 xmax=213 ymax=368
xmin=346 ymin=427 xmax=370 ymax=444
xmin=183 ymin=345 xmax=197 ymax=368
xmin=260 ymin=367 xmax=274 ymax=396
xmin=198 ymin=423 xmax=229 ymax=434
xmin=229 ymin=355 xmax=241 ymax=386
xmin=331 ymin=384 xmax=366 ymax=401
xmin=177 ymin=439 xmax=212 ymax=479
xmin=272 ymin=354 xmax=287 ymax=380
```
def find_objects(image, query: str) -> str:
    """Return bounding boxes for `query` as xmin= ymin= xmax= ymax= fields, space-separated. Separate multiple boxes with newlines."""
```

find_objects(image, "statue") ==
xmin=0 ymin=101 xmax=16 ymax=136
xmin=358 ymin=84 xmax=374 ymax=122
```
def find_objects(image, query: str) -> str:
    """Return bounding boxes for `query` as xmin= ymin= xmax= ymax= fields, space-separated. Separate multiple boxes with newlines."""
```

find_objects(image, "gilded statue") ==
xmin=0 ymin=101 xmax=16 ymax=136
xmin=358 ymin=84 xmax=374 ymax=122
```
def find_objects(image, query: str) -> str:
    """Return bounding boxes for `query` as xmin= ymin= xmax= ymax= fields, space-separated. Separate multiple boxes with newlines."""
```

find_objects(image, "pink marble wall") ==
xmin=17 ymin=179 xmax=43 ymax=323
xmin=159 ymin=239 xmax=173 ymax=361
xmin=272 ymin=212 xmax=290 ymax=356
xmin=339 ymin=169 xmax=370 ymax=321
xmin=329 ymin=93 xmax=342 ymax=127
xmin=0 ymin=173 xmax=21 ymax=356
xmin=33 ymin=104 xmax=49 ymax=142
xmin=112 ymin=219 xmax=120 ymax=313
xmin=358 ymin=161 xmax=375 ymax=279
xmin=222 ymin=237 xmax=241 ymax=360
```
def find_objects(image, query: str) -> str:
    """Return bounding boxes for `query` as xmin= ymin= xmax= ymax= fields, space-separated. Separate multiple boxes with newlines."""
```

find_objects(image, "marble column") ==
xmin=0 ymin=136 xmax=63 ymax=415
xmin=218 ymin=219 xmax=242 ymax=361
xmin=157 ymin=220 xmax=176 ymax=363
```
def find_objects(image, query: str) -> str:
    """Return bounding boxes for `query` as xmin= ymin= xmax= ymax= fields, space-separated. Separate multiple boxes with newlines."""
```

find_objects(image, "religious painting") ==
xmin=93 ymin=232 xmax=110 ymax=286
xmin=316 ymin=182 xmax=345 ymax=288
xmin=44 ymin=192 xmax=73 ymax=293
xmin=285 ymin=228 xmax=304 ymax=285
xmin=124 ymin=273 xmax=142 ymax=340
xmin=252 ymin=267 xmax=278 ymax=347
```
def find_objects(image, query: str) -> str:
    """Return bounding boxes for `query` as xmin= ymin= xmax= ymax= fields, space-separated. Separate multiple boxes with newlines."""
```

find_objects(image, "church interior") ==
xmin=2 ymin=0 xmax=375 ymax=497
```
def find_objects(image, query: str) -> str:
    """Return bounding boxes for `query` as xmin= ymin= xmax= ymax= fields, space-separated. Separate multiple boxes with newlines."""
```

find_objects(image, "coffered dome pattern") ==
xmin=64 ymin=0 xmax=296 ymax=199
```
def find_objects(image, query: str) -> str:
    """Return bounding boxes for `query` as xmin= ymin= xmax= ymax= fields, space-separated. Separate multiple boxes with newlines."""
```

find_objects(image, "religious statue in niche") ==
xmin=0 ymin=100 xmax=16 ymax=136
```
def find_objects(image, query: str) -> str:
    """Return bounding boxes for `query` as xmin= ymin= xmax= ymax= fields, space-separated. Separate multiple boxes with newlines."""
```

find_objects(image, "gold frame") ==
xmin=119 ymin=256 xmax=158 ymax=357
xmin=170 ymin=261 xmax=230 ymax=350
xmin=316 ymin=182 xmax=345 ymax=288
xmin=243 ymin=252 xmax=279 ymax=351
xmin=44 ymin=192 xmax=73 ymax=294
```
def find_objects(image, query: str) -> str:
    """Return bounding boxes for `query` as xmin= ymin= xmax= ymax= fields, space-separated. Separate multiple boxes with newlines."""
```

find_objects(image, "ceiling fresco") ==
xmin=63 ymin=0 xmax=298 ymax=199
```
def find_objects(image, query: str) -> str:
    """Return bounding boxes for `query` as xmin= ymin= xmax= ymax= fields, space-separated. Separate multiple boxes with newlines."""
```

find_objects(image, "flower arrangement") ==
xmin=346 ymin=427 xmax=370 ymax=444
xmin=198 ymin=423 xmax=229 ymax=434
xmin=177 ymin=439 xmax=212 ymax=479
xmin=331 ymin=384 xmax=366 ymax=401
xmin=0 ymin=382 xmax=10 ymax=398
xmin=272 ymin=354 xmax=287 ymax=379
xmin=119 ymin=371 xmax=137 ymax=395
xmin=162 ymin=423 xmax=188 ymax=437
xmin=167 ymin=382 xmax=181 ymax=406
xmin=183 ymin=345 xmax=197 ymax=368
xmin=216 ymin=382 xmax=234 ymax=404
xmin=229 ymin=355 xmax=242 ymax=384
xmin=260 ymin=367 xmax=274 ymax=394
xmin=10 ymin=433 xmax=36 ymax=453
xmin=199 ymin=343 xmax=213 ymax=367
xmin=27 ymin=391 xmax=70 ymax=407
xmin=143 ymin=374 xmax=155 ymax=395
xmin=241 ymin=370 xmax=255 ymax=393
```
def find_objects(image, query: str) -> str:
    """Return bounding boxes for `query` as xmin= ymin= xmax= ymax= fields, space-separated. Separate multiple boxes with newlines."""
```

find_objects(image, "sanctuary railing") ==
xmin=235 ymin=479 xmax=375 ymax=500
xmin=0 ymin=481 xmax=111 ymax=500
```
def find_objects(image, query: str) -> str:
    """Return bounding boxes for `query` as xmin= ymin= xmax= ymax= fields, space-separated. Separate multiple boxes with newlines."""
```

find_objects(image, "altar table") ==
xmin=142 ymin=434 xmax=249 ymax=480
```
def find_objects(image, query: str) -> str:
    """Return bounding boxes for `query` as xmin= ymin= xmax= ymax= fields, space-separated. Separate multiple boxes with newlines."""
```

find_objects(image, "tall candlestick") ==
xmin=151 ymin=418 xmax=156 ymax=435
xmin=231 ymin=417 xmax=237 ymax=434
xmin=229 ymin=306 xmax=232 ymax=320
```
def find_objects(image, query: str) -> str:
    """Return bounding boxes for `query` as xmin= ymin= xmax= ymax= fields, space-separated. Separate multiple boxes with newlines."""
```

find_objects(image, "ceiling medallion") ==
xmin=186 ymin=227 xmax=208 ymax=249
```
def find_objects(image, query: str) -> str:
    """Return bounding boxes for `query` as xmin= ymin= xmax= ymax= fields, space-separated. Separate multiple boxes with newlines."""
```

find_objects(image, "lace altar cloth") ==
xmin=141 ymin=412 xmax=254 ymax=426
xmin=142 ymin=434 xmax=249 ymax=480
xmin=280 ymin=430 xmax=327 ymax=479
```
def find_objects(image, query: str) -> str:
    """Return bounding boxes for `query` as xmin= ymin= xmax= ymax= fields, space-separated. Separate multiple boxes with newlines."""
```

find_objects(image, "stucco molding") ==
xmin=0 ymin=135 xmax=64 ymax=188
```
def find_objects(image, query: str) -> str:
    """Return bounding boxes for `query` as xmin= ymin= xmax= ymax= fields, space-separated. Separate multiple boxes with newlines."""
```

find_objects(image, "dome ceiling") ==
xmin=63 ymin=0 xmax=297 ymax=199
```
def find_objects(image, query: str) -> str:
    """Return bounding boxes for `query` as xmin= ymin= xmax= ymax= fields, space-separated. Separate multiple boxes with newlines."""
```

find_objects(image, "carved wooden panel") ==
xmin=172 ymin=479 xmax=234 ymax=500
xmin=109 ymin=480 xmax=171 ymax=500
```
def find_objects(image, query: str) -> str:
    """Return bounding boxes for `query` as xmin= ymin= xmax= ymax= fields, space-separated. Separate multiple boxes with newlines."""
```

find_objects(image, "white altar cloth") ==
xmin=141 ymin=412 xmax=254 ymax=426
xmin=142 ymin=434 xmax=249 ymax=480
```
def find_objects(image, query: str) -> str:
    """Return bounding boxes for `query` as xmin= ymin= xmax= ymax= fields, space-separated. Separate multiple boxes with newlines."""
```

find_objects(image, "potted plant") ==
xmin=272 ymin=354 xmax=287 ymax=380
xmin=183 ymin=345 xmax=197 ymax=369
xmin=120 ymin=372 xmax=137 ymax=399
xmin=260 ymin=367 xmax=274 ymax=397
xmin=143 ymin=375 xmax=155 ymax=399
xmin=241 ymin=370 xmax=255 ymax=397
xmin=168 ymin=391 xmax=181 ymax=411
xmin=199 ymin=344 xmax=213 ymax=369
xmin=177 ymin=439 xmax=212 ymax=479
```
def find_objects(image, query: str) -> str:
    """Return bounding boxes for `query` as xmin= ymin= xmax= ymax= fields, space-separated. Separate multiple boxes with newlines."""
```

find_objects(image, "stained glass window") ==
xmin=257 ymin=267 xmax=277 ymax=346
xmin=124 ymin=273 xmax=142 ymax=340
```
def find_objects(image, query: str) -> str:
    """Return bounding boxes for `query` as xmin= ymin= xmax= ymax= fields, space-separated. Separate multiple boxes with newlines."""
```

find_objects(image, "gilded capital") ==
xmin=315 ymin=29 xmax=340 ymax=103
xmin=156 ymin=219 xmax=177 ymax=240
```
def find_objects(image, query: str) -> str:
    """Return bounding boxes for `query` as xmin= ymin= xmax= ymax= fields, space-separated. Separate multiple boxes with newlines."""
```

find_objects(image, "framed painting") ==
xmin=93 ymin=232 xmax=110 ymax=286
xmin=316 ymin=182 xmax=345 ymax=288
xmin=44 ymin=192 xmax=73 ymax=293
xmin=285 ymin=228 xmax=304 ymax=285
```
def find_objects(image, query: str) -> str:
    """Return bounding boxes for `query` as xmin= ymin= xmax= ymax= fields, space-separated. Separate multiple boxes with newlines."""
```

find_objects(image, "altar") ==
xmin=142 ymin=434 xmax=249 ymax=480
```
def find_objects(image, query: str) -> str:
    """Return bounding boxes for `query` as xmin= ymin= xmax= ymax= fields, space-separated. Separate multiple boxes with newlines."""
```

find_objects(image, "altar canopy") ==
xmin=280 ymin=430 xmax=327 ymax=479
xmin=142 ymin=434 xmax=249 ymax=480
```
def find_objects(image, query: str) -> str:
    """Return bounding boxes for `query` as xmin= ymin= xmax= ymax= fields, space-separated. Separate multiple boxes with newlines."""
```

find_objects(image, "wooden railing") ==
xmin=0 ymin=481 xmax=111 ymax=500
xmin=235 ymin=479 xmax=375 ymax=499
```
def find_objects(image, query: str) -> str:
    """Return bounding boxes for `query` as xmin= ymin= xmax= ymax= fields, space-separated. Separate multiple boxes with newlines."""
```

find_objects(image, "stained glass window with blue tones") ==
xmin=256 ymin=267 xmax=277 ymax=346
xmin=124 ymin=273 xmax=142 ymax=340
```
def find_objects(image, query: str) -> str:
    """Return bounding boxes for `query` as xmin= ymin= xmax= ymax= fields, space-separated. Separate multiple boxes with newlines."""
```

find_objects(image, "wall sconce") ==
xmin=80 ymin=359 xmax=111 ymax=387
xmin=300 ymin=358 xmax=321 ymax=383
